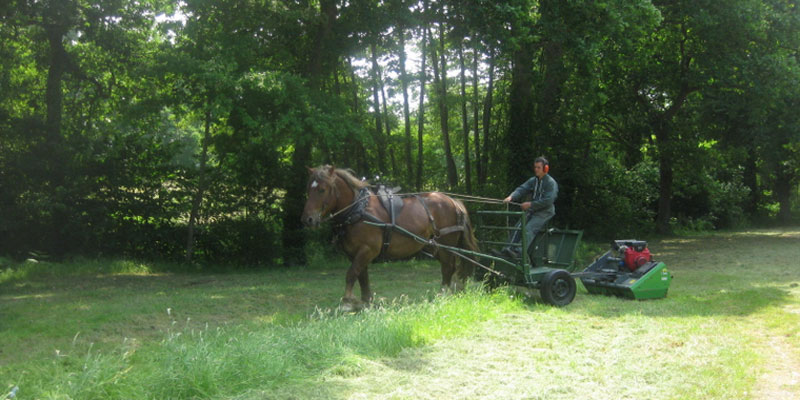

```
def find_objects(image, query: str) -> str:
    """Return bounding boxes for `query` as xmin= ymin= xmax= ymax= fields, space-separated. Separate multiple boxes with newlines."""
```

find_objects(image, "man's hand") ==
xmin=503 ymin=196 xmax=512 ymax=203
xmin=520 ymin=201 xmax=532 ymax=211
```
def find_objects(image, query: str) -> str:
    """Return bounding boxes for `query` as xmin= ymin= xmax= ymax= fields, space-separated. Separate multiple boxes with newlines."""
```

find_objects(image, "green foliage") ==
xmin=1 ymin=0 xmax=799 ymax=263
xmin=565 ymin=158 xmax=659 ymax=239
xmin=671 ymin=169 xmax=751 ymax=231
xmin=193 ymin=217 xmax=280 ymax=266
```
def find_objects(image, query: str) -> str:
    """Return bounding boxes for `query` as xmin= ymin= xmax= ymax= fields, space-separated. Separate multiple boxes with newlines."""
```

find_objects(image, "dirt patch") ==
xmin=753 ymin=326 xmax=800 ymax=399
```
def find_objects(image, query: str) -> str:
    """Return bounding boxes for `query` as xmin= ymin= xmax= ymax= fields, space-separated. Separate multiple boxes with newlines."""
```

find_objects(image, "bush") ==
xmin=194 ymin=217 xmax=280 ymax=266
xmin=566 ymin=160 xmax=659 ymax=238
xmin=671 ymin=169 xmax=750 ymax=230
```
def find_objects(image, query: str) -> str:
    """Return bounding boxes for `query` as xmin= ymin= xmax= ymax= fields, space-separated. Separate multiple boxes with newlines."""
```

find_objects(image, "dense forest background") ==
xmin=1 ymin=0 xmax=798 ymax=266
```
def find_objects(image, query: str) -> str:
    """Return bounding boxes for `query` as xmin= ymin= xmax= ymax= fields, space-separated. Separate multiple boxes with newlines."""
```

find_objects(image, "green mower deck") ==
xmin=578 ymin=250 xmax=672 ymax=300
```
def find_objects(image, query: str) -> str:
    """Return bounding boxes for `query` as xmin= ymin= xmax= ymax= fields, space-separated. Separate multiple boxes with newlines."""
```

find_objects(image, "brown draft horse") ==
xmin=301 ymin=165 xmax=480 ymax=311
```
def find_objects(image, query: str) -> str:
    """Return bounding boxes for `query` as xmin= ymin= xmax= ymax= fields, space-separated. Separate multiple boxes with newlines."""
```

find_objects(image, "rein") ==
xmin=389 ymin=191 xmax=523 ymax=207
xmin=321 ymin=191 xmax=522 ymax=225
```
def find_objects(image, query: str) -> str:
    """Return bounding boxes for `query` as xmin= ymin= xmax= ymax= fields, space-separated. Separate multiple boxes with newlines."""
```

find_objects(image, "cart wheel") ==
xmin=540 ymin=269 xmax=576 ymax=306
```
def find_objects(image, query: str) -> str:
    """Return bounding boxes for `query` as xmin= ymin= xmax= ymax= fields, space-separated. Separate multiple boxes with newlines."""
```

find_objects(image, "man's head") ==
xmin=533 ymin=156 xmax=549 ymax=178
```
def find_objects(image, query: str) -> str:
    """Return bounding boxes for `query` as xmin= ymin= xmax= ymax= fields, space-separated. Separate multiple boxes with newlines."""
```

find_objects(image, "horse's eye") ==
xmin=318 ymin=188 xmax=325 ymax=194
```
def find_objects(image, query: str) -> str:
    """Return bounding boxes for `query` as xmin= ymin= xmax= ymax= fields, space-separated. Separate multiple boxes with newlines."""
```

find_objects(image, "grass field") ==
xmin=1 ymin=228 xmax=799 ymax=399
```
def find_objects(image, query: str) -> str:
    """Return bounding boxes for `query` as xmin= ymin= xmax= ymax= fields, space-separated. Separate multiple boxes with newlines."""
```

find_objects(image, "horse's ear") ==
xmin=306 ymin=166 xmax=314 ymax=175
xmin=327 ymin=165 xmax=336 ymax=176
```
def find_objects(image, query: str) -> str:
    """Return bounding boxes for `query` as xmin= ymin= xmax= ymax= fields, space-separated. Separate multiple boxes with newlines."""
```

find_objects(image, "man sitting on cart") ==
xmin=501 ymin=156 xmax=558 ymax=259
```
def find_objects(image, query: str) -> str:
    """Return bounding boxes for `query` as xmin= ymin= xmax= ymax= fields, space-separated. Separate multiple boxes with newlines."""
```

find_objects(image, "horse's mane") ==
xmin=311 ymin=165 xmax=369 ymax=191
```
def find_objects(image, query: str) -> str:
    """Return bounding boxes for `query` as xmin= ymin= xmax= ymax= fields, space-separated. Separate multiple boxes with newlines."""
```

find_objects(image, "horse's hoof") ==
xmin=339 ymin=297 xmax=364 ymax=313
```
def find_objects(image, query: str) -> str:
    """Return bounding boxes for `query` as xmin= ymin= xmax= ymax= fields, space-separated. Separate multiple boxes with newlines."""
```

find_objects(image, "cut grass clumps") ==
xmin=9 ymin=287 xmax=522 ymax=399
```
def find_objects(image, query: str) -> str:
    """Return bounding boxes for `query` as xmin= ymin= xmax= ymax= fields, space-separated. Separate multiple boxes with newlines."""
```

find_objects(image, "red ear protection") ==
xmin=543 ymin=163 xmax=549 ymax=174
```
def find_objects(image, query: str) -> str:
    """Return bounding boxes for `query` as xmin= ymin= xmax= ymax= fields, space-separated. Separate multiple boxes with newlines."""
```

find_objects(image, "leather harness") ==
xmin=332 ymin=187 xmax=466 ymax=260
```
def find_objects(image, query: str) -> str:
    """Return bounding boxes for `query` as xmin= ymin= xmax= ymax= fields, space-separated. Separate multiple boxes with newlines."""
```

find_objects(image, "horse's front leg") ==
xmin=341 ymin=247 xmax=375 ymax=312
xmin=358 ymin=267 xmax=372 ymax=304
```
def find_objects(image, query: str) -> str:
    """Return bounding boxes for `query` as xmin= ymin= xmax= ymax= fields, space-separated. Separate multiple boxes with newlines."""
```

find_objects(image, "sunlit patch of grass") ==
xmin=4 ymin=288 xmax=523 ymax=399
xmin=0 ymin=258 xmax=172 ymax=285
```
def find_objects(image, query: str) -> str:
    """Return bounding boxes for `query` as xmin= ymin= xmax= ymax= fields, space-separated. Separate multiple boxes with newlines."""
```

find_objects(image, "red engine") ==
xmin=613 ymin=240 xmax=653 ymax=271
xmin=623 ymin=246 xmax=652 ymax=271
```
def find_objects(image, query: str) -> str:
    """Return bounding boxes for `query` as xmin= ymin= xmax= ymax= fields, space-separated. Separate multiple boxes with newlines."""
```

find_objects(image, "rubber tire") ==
xmin=540 ymin=269 xmax=576 ymax=307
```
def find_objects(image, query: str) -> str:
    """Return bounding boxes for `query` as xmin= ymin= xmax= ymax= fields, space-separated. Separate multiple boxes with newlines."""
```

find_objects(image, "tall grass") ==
xmin=7 ymin=288 xmax=521 ymax=399
xmin=0 ymin=258 xmax=169 ymax=284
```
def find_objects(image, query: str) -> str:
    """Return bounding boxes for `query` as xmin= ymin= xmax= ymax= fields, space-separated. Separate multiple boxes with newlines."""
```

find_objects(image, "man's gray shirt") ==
xmin=509 ymin=174 xmax=558 ymax=214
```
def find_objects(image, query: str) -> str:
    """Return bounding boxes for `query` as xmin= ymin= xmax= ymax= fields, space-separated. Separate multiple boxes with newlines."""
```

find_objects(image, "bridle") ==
xmin=312 ymin=173 xmax=365 ymax=225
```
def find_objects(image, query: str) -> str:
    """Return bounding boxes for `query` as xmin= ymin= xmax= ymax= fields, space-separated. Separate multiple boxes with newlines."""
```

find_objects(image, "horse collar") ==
xmin=332 ymin=187 xmax=370 ymax=229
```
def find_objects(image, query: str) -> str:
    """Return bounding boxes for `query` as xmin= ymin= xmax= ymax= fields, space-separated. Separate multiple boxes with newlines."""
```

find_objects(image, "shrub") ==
xmin=671 ymin=169 xmax=750 ymax=230
xmin=566 ymin=160 xmax=659 ymax=238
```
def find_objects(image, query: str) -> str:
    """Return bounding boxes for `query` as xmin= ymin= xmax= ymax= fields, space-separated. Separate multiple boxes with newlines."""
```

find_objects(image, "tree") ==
xmin=504 ymin=2 xmax=536 ymax=187
xmin=458 ymin=40 xmax=472 ymax=193
xmin=281 ymin=0 xmax=341 ymax=265
xmin=430 ymin=17 xmax=458 ymax=188
xmin=416 ymin=0 xmax=430 ymax=190
xmin=397 ymin=20 xmax=414 ymax=185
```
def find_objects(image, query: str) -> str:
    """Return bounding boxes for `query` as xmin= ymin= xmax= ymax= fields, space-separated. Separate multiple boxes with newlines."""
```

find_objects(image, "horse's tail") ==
xmin=460 ymin=207 xmax=480 ymax=254
xmin=452 ymin=199 xmax=480 ymax=279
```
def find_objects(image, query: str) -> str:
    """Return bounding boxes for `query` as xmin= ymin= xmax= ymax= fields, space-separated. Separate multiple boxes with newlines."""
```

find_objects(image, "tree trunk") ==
xmin=535 ymin=39 xmax=566 ymax=143
xmin=370 ymin=41 xmax=388 ymax=174
xmin=743 ymin=140 xmax=759 ymax=217
xmin=653 ymin=34 xmax=695 ymax=234
xmin=45 ymin=25 xmax=67 ymax=142
xmin=507 ymin=33 xmax=535 ymax=187
xmin=379 ymin=69 xmax=397 ymax=177
xmin=398 ymin=27 xmax=414 ymax=186
xmin=472 ymin=42 xmax=481 ymax=188
xmin=458 ymin=42 xmax=472 ymax=193
xmin=186 ymin=110 xmax=212 ymax=261
xmin=655 ymin=124 xmax=674 ymax=234
xmin=41 ymin=21 xmax=71 ymax=254
xmin=346 ymin=56 xmax=370 ymax=173
xmin=480 ymin=49 xmax=495 ymax=186
xmin=654 ymin=86 xmax=693 ymax=234
xmin=282 ymin=0 xmax=337 ymax=265
xmin=333 ymin=63 xmax=341 ymax=97
xmin=281 ymin=143 xmax=312 ymax=265
xmin=346 ymin=56 xmax=360 ymax=114
xmin=432 ymin=22 xmax=458 ymax=188
xmin=307 ymin=0 xmax=337 ymax=86
xmin=775 ymin=161 xmax=794 ymax=225
xmin=416 ymin=21 xmax=429 ymax=191
xmin=534 ymin=0 xmax=568 ymax=151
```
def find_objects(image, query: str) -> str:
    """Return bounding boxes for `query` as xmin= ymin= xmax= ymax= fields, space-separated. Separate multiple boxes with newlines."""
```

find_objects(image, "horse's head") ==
xmin=302 ymin=165 xmax=339 ymax=228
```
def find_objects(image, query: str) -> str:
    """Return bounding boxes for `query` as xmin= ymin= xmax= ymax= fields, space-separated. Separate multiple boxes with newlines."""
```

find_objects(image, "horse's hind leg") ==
xmin=437 ymin=252 xmax=458 ymax=292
